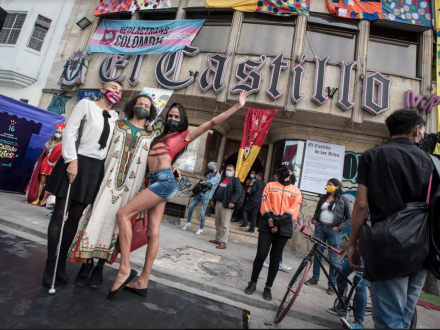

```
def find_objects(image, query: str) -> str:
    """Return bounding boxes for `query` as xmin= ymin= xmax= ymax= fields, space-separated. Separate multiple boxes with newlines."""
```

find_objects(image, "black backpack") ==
xmin=234 ymin=179 xmax=246 ymax=210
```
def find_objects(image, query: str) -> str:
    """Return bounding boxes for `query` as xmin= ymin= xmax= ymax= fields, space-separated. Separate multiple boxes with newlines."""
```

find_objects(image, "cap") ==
xmin=55 ymin=124 xmax=66 ymax=131
xmin=278 ymin=161 xmax=294 ymax=171
xmin=207 ymin=161 xmax=217 ymax=169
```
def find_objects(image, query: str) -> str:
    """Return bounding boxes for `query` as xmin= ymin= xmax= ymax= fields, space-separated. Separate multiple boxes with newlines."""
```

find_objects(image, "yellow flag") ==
xmin=206 ymin=0 xmax=257 ymax=12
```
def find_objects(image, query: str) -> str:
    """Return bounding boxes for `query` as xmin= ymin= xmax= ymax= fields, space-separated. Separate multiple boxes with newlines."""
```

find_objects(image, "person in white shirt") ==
xmin=43 ymin=81 xmax=123 ymax=288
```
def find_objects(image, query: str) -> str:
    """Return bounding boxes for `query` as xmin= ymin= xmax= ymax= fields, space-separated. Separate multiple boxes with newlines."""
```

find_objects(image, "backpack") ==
xmin=234 ymin=179 xmax=246 ymax=210
xmin=426 ymin=154 xmax=440 ymax=279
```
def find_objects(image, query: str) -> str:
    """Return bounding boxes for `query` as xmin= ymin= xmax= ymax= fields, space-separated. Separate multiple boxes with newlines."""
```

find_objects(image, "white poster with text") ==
xmin=299 ymin=140 xmax=345 ymax=194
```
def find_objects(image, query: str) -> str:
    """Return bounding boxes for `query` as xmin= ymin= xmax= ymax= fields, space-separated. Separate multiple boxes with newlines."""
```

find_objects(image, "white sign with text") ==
xmin=300 ymin=140 xmax=345 ymax=195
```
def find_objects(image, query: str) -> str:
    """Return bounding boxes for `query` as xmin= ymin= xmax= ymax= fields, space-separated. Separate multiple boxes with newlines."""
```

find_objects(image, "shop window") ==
xmin=164 ymin=202 xmax=186 ymax=218
xmin=140 ymin=8 xmax=177 ymax=20
xmin=0 ymin=12 xmax=27 ymax=45
xmin=271 ymin=140 xmax=306 ymax=187
xmin=173 ymin=127 xmax=222 ymax=175
xmin=367 ymin=27 xmax=419 ymax=78
xmin=27 ymin=15 xmax=51 ymax=52
xmin=304 ymin=23 xmax=357 ymax=65
xmin=185 ymin=9 xmax=233 ymax=53
xmin=238 ymin=12 xmax=296 ymax=58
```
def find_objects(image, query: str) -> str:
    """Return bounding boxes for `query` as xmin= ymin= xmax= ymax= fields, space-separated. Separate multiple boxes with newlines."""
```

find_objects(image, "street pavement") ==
xmin=0 ymin=191 xmax=439 ymax=329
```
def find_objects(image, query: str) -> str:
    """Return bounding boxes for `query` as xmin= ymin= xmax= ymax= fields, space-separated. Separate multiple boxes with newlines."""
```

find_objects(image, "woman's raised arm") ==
xmin=186 ymin=91 xmax=248 ymax=142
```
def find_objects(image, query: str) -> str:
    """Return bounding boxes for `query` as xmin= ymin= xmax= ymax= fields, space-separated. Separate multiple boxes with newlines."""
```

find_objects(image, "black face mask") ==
xmin=207 ymin=169 xmax=214 ymax=173
xmin=277 ymin=169 xmax=290 ymax=179
xmin=168 ymin=119 xmax=180 ymax=132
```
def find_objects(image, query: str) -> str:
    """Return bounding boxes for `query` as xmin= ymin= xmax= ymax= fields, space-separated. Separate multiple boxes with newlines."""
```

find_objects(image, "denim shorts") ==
xmin=147 ymin=168 xmax=178 ymax=200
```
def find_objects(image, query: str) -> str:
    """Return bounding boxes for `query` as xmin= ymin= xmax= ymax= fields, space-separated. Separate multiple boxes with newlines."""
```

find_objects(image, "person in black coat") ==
xmin=241 ymin=172 xmax=266 ymax=233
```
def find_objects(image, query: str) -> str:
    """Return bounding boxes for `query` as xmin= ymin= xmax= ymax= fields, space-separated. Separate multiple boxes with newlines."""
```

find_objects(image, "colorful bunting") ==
xmin=325 ymin=0 xmax=382 ymax=21
xmin=382 ymin=0 xmax=432 ymax=27
xmin=206 ymin=0 xmax=309 ymax=16
xmin=130 ymin=0 xmax=171 ymax=12
xmin=94 ymin=0 xmax=133 ymax=16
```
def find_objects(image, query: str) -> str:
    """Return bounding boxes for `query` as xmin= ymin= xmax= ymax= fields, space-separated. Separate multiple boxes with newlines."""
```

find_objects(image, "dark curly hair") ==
xmin=122 ymin=94 xmax=157 ymax=122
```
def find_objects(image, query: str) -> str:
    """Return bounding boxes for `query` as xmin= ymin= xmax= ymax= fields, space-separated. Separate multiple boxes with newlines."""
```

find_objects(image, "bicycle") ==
xmin=274 ymin=225 xmax=417 ymax=329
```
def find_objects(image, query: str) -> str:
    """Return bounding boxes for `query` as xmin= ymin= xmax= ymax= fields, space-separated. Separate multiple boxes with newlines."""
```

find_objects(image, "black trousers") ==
xmin=251 ymin=230 xmax=289 ymax=288
xmin=242 ymin=201 xmax=260 ymax=231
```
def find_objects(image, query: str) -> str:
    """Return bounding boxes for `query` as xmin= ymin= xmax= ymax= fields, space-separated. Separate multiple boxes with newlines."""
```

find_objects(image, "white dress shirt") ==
xmin=62 ymin=100 xmax=118 ymax=163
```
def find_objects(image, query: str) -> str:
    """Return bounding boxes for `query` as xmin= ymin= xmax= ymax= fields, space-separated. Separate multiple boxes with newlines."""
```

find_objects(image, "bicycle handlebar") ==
xmin=300 ymin=225 xmax=346 ymax=256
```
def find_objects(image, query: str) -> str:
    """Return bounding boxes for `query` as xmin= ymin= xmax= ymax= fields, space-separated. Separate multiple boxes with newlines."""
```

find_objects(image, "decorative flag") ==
xmin=88 ymin=19 xmax=205 ymax=55
xmin=77 ymin=90 xmax=101 ymax=102
xmin=325 ymin=0 xmax=382 ymax=21
xmin=236 ymin=108 xmax=277 ymax=182
xmin=206 ymin=0 xmax=309 ymax=16
xmin=382 ymin=0 xmax=432 ymax=27
xmin=434 ymin=0 xmax=440 ymax=155
xmin=130 ymin=0 xmax=171 ymax=12
xmin=95 ymin=0 xmax=133 ymax=16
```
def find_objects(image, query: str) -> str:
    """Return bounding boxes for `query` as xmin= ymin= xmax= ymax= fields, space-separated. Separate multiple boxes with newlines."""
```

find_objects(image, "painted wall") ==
xmin=0 ymin=0 xmax=75 ymax=106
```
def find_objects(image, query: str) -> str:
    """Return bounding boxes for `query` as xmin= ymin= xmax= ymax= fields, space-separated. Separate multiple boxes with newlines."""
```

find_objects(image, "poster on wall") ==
xmin=299 ymin=140 xmax=345 ymax=195
xmin=140 ymin=87 xmax=173 ymax=125
xmin=88 ymin=19 xmax=205 ymax=55
xmin=78 ymin=90 xmax=101 ymax=102
xmin=0 ymin=94 xmax=65 ymax=193
xmin=173 ymin=126 xmax=201 ymax=173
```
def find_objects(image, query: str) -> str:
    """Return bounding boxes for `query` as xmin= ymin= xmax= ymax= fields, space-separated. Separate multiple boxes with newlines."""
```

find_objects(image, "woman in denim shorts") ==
xmin=108 ymin=91 xmax=248 ymax=300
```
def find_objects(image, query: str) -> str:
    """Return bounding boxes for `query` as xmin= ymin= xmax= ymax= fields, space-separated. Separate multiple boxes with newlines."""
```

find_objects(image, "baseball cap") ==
xmin=278 ymin=161 xmax=294 ymax=171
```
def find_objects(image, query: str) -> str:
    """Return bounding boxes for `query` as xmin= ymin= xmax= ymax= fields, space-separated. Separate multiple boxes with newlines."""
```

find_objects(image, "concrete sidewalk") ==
xmin=0 ymin=192 xmax=438 ymax=329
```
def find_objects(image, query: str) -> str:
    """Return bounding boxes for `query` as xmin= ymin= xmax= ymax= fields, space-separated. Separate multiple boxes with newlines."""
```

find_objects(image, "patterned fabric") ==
xmin=256 ymin=0 xmax=310 ymax=16
xmin=326 ymin=0 xmax=382 ymax=21
xmin=130 ymin=0 xmax=171 ymax=12
xmin=68 ymin=119 xmax=154 ymax=263
xmin=382 ymin=0 xmax=432 ymax=27
xmin=94 ymin=0 xmax=133 ymax=16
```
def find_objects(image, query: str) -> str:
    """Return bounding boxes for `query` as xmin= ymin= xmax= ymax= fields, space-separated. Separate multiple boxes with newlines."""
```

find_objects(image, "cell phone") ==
xmin=173 ymin=169 xmax=180 ymax=178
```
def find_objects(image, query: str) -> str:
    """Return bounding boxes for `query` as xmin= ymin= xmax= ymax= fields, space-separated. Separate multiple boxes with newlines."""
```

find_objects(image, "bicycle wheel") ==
xmin=274 ymin=260 xmax=311 ymax=324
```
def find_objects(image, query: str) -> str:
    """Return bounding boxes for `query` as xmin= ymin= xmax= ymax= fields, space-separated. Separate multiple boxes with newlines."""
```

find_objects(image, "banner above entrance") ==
xmin=88 ymin=19 xmax=205 ymax=55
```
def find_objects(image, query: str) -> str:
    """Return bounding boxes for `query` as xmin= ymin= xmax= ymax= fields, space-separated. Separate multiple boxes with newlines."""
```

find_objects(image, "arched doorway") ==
xmin=223 ymin=152 xmax=264 ymax=178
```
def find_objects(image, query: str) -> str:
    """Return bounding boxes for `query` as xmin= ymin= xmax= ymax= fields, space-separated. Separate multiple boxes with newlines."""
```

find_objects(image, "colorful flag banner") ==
xmin=382 ymin=0 xmax=432 ymax=27
xmin=206 ymin=0 xmax=309 ymax=16
xmin=88 ymin=19 xmax=205 ymax=55
xmin=95 ymin=0 xmax=133 ymax=16
xmin=77 ymin=90 xmax=101 ymax=102
xmin=434 ymin=0 xmax=440 ymax=155
xmin=130 ymin=0 xmax=171 ymax=12
xmin=236 ymin=108 xmax=277 ymax=182
xmin=325 ymin=0 xmax=382 ymax=21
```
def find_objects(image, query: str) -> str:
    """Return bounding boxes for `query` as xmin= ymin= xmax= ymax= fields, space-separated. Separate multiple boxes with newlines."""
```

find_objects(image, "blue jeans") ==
xmin=147 ymin=168 xmax=178 ymax=200
xmin=370 ymin=268 xmax=427 ymax=329
xmin=186 ymin=194 xmax=209 ymax=229
xmin=336 ymin=257 xmax=368 ymax=325
xmin=312 ymin=223 xmax=342 ymax=286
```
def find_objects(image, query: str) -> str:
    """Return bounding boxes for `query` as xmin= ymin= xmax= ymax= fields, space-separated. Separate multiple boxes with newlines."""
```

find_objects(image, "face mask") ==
xmin=103 ymin=90 xmax=121 ymax=105
xmin=414 ymin=129 xmax=425 ymax=148
xmin=133 ymin=105 xmax=150 ymax=119
xmin=326 ymin=185 xmax=336 ymax=193
xmin=277 ymin=169 xmax=290 ymax=179
xmin=208 ymin=169 xmax=214 ymax=173
xmin=55 ymin=133 xmax=62 ymax=139
xmin=168 ymin=119 xmax=180 ymax=132
xmin=226 ymin=171 xmax=234 ymax=178
xmin=250 ymin=174 xmax=255 ymax=179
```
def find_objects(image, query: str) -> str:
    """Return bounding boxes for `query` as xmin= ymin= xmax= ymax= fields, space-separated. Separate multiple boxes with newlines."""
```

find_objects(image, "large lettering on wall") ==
xmin=199 ymin=54 xmax=230 ymax=94
xmin=362 ymin=72 xmax=392 ymax=116
xmin=404 ymin=90 xmax=440 ymax=114
xmin=291 ymin=54 xmax=307 ymax=104
xmin=230 ymin=55 xmax=267 ymax=95
xmin=312 ymin=56 xmax=331 ymax=105
xmin=266 ymin=52 xmax=290 ymax=101
xmin=337 ymin=61 xmax=357 ymax=111
xmin=59 ymin=50 xmax=89 ymax=86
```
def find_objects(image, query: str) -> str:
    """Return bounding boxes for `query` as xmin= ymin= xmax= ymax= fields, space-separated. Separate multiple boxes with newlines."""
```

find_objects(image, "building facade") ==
xmin=0 ymin=0 xmax=76 ymax=106
xmin=37 ymin=0 xmax=438 ymax=254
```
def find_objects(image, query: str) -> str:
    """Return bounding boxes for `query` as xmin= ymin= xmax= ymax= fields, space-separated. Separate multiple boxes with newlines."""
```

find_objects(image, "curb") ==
xmin=0 ymin=216 xmax=340 ymax=328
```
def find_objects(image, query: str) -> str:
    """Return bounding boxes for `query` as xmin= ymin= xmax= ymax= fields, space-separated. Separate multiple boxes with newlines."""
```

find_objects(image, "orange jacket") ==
xmin=260 ymin=181 xmax=302 ymax=237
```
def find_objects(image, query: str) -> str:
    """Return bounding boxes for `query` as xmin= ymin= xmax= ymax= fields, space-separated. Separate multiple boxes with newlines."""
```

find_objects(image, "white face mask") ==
xmin=226 ymin=170 xmax=234 ymax=178
xmin=55 ymin=133 xmax=62 ymax=139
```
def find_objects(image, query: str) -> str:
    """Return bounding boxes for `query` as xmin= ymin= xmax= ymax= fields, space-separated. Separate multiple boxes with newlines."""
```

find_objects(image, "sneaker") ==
xmin=263 ymin=261 xmax=269 ymax=268
xmin=279 ymin=262 xmax=292 ymax=272
xmin=304 ymin=278 xmax=318 ymax=286
xmin=195 ymin=228 xmax=203 ymax=235
xmin=263 ymin=287 xmax=272 ymax=301
xmin=88 ymin=264 xmax=104 ymax=289
xmin=182 ymin=222 xmax=191 ymax=230
xmin=327 ymin=286 xmax=335 ymax=295
xmin=240 ymin=224 xmax=249 ymax=228
xmin=244 ymin=281 xmax=256 ymax=295
xmin=231 ymin=219 xmax=241 ymax=224
xmin=326 ymin=307 xmax=342 ymax=316
xmin=340 ymin=318 xmax=363 ymax=329
xmin=74 ymin=260 xmax=94 ymax=287
xmin=246 ymin=229 xmax=255 ymax=234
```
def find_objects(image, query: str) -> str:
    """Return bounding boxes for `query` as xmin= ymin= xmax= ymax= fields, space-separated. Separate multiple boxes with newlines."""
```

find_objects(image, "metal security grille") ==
xmin=27 ymin=15 xmax=51 ymax=51
xmin=164 ymin=202 xmax=186 ymax=219
xmin=0 ymin=13 xmax=27 ymax=44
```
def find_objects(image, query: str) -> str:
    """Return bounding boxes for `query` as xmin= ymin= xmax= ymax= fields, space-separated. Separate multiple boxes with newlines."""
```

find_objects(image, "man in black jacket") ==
xmin=241 ymin=172 xmax=266 ymax=233
xmin=209 ymin=164 xmax=242 ymax=249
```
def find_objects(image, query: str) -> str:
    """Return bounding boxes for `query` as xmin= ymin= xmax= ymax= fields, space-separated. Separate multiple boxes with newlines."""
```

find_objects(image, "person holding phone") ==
xmin=108 ymin=91 xmax=248 ymax=300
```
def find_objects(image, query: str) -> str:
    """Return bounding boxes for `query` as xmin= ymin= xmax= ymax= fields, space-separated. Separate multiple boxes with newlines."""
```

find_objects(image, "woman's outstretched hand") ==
xmin=237 ymin=90 xmax=248 ymax=108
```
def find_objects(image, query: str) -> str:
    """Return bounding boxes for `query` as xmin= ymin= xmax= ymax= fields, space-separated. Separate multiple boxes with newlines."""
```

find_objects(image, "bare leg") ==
xmin=34 ymin=174 xmax=47 ymax=202
xmin=111 ymin=188 xmax=166 ymax=291
xmin=127 ymin=201 xmax=166 ymax=290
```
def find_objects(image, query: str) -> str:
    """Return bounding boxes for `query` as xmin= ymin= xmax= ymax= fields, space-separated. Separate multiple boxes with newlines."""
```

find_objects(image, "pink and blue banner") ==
xmin=88 ymin=19 xmax=205 ymax=55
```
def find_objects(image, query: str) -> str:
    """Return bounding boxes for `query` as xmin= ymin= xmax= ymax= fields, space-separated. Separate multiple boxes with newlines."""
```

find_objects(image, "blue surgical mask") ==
xmin=250 ymin=174 xmax=255 ymax=179
xmin=226 ymin=171 xmax=233 ymax=178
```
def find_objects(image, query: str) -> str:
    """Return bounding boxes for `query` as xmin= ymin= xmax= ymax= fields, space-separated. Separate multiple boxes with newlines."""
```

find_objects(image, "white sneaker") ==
xmin=182 ymin=222 xmax=191 ymax=230
xmin=279 ymin=262 xmax=292 ymax=272
xmin=196 ymin=228 xmax=203 ymax=235
xmin=263 ymin=261 xmax=269 ymax=268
